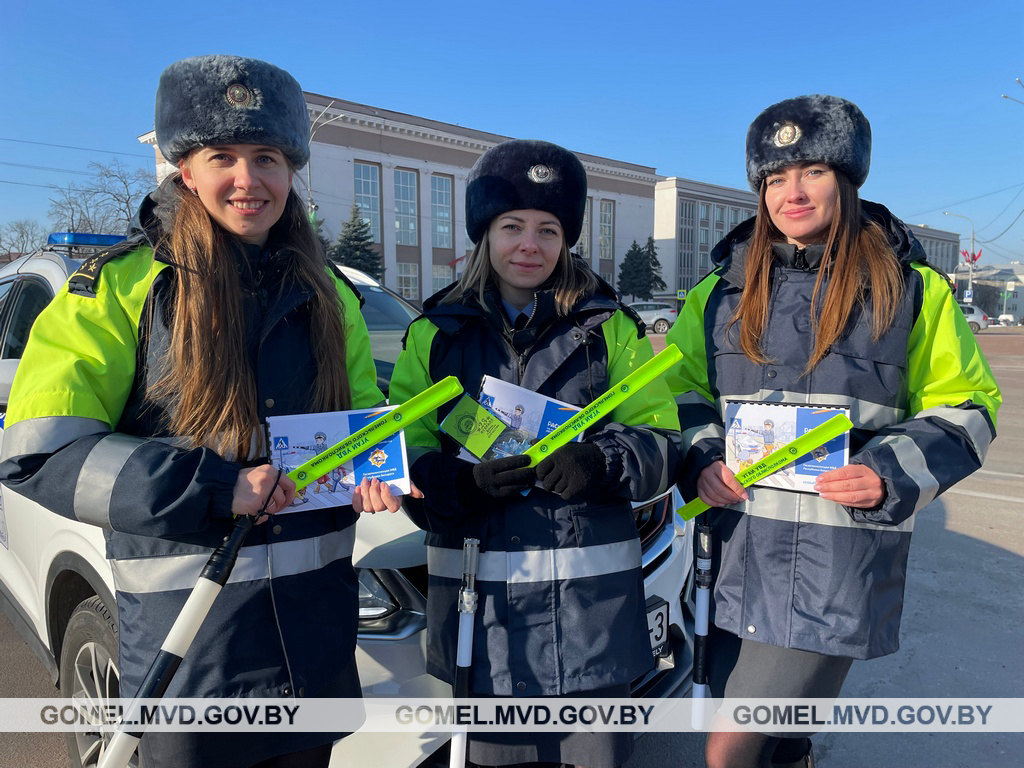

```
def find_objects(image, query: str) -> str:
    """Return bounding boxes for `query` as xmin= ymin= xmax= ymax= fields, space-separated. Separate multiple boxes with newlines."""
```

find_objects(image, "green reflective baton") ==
xmin=522 ymin=344 xmax=684 ymax=466
xmin=289 ymin=375 xmax=464 ymax=489
xmin=677 ymin=412 xmax=854 ymax=520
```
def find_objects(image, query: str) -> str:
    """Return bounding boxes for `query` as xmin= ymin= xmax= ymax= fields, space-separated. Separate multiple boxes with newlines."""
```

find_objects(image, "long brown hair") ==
xmin=731 ymin=170 xmax=904 ymax=373
xmin=442 ymin=228 xmax=598 ymax=316
xmin=150 ymin=174 xmax=351 ymax=461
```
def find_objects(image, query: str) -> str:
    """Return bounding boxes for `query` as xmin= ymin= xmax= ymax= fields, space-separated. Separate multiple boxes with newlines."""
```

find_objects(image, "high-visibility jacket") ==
xmin=389 ymin=280 xmax=680 ymax=696
xmin=665 ymin=201 xmax=1001 ymax=659
xmin=0 ymin=208 xmax=383 ymax=738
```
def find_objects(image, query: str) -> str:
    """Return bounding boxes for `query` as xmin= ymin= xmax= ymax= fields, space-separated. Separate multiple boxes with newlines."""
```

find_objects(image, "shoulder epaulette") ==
xmin=328 ymin=261 xmax=365 ymax=308
xmin=914 ymin=259 xmax=956 ymax=294
xmin=618 ymin=302 xmax=647 ymax=339
xmin=68 ymin=237 xmax=146 ymax=297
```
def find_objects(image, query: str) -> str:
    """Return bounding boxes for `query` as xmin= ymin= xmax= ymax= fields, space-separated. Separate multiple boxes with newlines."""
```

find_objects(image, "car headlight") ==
xmin=357 ymin=568 xmax=398 ymax=620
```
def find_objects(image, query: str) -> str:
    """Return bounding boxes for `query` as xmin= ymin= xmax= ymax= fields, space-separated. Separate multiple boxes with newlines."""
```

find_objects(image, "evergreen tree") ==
xmin=329 ymin=204 xmax=382 ymax=279
xmin=643 ymin=236 xmax=668 ymax=296
xmin=617 ymin=240 xmax=647 ymax=301
xmin=617 ymin=237 xmax=666 ymax=300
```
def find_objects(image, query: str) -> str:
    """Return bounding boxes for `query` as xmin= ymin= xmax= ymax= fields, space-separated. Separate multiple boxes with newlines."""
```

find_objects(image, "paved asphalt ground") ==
xmin=2 ymin=329 xmax=1021 ymax=768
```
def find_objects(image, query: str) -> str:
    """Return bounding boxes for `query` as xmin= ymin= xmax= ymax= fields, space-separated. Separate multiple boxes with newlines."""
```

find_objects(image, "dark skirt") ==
xmin=708 ymin=625 xmax=853 ymax=738
xmin=469 ymin=684 xmax=633 ymax=768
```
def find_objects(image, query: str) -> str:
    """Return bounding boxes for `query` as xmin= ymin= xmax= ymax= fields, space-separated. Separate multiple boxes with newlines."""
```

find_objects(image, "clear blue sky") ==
xmin=2 ymin=0 xmax=1022 ymax=265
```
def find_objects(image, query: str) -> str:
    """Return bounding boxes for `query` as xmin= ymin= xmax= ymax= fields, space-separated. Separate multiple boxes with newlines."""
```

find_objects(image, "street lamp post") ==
xmin=305 ymin=100 xmax=346 ymax=218
xmin=943 ymin=211 xmax=976 ymax=296
xmin=1001 ymin=77 xmax=1024 ymax=106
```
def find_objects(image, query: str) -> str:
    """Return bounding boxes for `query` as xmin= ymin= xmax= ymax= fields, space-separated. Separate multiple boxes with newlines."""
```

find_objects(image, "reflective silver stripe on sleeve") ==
xmin=674 ymin=390 xmax=715 ymax=408
xmin=742 ymin=488 xmax=915 ymax=533
xmin=915 ymin=404 xmax=994 ymax=461
xmin=110 ymin=524 xmax=357 ymax=594
xmin=683 ymin=423 xmax=725 ymax=450
xmin=427 ymin=538 xmax=641 ymax=583
xmin=75 ymin=433 xmax=148 ymax=529
xmin=867 ymin=433 xmax=940 ymax=514
xmin=0 ymin=416 xmax=110 ymax=461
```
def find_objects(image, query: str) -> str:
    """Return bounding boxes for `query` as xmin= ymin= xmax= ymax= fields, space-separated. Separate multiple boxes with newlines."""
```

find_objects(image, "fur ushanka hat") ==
xmin=155 ymin=55 xmax=311 ymax=169
xmin=745 ymin=94 xmax=871 ymax=191
xmin=466 ymin=139 xmax=588 ymax=247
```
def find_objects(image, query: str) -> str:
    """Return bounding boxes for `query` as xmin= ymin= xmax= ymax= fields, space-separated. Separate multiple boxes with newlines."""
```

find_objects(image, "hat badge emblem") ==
xmin=528 ymin=164 xmax=553 ymax=183
xmin=225 ymin=83 xmax=254 ymax=107
xmin=773 ymin=123 xmax=801 ymax=148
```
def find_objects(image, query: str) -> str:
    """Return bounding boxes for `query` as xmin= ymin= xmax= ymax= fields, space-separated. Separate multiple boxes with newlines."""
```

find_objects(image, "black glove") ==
xmin=455 ymin=454 xmax=536 ymax=509
xmin=535 ymin=442 xmax=608 ymax=500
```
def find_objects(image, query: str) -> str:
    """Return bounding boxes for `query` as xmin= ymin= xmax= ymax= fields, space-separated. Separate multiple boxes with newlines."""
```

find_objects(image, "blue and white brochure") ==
xmin=724 ymin=401 xmax=850 ymax=493
xmin=266 ymin=406 xmax=410 ymax=509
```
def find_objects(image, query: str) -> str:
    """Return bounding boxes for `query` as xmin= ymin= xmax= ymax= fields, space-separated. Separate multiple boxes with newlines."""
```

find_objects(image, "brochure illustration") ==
xmin=724 ymin=401 xmax=850 ymax=493
xmin=440 ymin=375 xmax=582 ymax=462
xmin=266 ymin=406 xmax=410 ymax=509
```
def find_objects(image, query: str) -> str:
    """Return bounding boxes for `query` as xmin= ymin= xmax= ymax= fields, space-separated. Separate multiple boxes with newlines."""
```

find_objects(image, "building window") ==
xmin=715 ymin=205 xmax=725 ymax=224
xmin=394 ymin=169 xmax=418 ymax=246
xmin=699 ymin=227 xmax=709 ymax=246
xmin=699 ymin=203 xmax=709 ymax=222
xmin=729 ymin=207 xmax=740 ymax=228
xmin=601 ymin=270 xmax=614 ymax=286
xmin=577 ymin=197 xmax=592 ymax=260
xmin=599 ymin=200 xmax=614 ymax=261
xmin=354 ymin=162 xmax=381 ymax=243
xmin=432 ymin=264 xmax=452 ymax=293
xmin=396 ymin=262 xmax=419 ymax=301
xmin=431 ymin=175 xmax=453 ymax=248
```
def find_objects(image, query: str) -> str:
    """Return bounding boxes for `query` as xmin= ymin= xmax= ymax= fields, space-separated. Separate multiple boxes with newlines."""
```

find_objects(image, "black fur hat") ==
xmin=466 ymin=139 xmax=588 ymax=246
xmin=155 ymin=55 xmax=310 ymax=169
xmin=746 ymin=95 xmax=871 ymax=191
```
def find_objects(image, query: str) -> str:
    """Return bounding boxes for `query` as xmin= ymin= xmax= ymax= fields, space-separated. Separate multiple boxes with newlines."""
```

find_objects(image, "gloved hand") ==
xmin=535 ymin=441 xmax=608 ymax=500
xmin=455 ymin=454 xmax=536 ymax=509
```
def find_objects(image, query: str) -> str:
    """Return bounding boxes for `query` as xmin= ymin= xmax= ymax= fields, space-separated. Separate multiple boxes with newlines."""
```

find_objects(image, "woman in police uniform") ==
xmin=0 ymin=55 xmax=407 ymax=768
xmin=390 ymin=139 xmax=680 ymax=768
xmin=665 ymin=95 xmax=1001 ymax=768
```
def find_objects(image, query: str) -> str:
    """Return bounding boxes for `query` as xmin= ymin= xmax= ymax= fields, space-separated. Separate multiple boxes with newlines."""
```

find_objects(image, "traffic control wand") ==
xmin=449 ymin=538 xmax=480 ymax=768
xmin=97 ymin=377 xmax=464 ymax=768
xmin=682 ymin=412 xmax=854 ymax=731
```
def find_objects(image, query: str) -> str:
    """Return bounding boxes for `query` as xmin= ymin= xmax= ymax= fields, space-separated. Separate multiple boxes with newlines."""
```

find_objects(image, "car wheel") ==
xmin=59 ymin=596 xmax=138 ymax=768
xmin=968 ymin=321 xmax=980 ymax=334
xmin=653 ymin=319 xmax=670 ymax=334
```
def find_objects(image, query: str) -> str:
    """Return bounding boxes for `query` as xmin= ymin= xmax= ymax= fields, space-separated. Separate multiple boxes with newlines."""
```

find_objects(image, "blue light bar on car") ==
xmin=47 ymin=233 xmax=126 ymax=246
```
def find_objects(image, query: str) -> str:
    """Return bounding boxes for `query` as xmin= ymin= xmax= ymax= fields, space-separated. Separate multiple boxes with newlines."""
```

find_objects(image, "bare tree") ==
xmin=48 ymin=159 xmax=156 ymax=235
xmin=0 ymin=219 xmax=48 ymax=258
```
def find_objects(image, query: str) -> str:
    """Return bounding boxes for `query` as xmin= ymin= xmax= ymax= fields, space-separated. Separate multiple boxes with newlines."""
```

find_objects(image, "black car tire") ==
xmin=968 ymin=321 xmax=980 ymax=334
xmin=653 ymin=319 xmax=670 ymax=334
xmin=59 ymin=596 xmax=138 ymax=768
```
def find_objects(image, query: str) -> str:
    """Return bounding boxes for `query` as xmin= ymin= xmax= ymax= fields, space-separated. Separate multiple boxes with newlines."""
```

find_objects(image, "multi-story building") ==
xmin=906 ymin=223 xmax=959 ymax=275
xmin=654 ymin=178 xmax=757 ymax=295
xmin=141 ymin=95 xmax=659 ymax=304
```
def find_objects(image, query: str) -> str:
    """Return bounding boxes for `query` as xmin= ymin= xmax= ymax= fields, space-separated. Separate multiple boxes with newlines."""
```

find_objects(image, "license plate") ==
xmin=646 ymin=596 xmax=670 ymax=657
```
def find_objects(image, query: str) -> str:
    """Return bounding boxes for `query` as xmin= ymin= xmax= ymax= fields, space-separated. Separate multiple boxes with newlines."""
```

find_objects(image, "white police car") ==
xmin=0 ymin=234 xmax=694 ymax=767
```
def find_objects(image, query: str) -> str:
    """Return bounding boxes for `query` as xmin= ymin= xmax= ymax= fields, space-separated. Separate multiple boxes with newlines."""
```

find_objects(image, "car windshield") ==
xmin=359 ymin=284 xmax=419 ymax=331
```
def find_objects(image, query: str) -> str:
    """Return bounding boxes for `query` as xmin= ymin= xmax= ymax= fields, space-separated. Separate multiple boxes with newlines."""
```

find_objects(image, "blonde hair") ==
xmin=442 ymin=228 xmax=598 ymax=316
xmin=149 ymin=173 xmax=351 ymax=461
xmin=731 ymin=170 xmax=905 ymax=374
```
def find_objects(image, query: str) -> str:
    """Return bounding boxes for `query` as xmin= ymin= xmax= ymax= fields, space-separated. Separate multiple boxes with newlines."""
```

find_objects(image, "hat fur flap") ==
xmin=745 ymin=94 xmax=871 ymax=191
xmin=156 ymin=55 xmax=310 ymax=169
xmin=466 ymin=139 xmax=588 ymax=247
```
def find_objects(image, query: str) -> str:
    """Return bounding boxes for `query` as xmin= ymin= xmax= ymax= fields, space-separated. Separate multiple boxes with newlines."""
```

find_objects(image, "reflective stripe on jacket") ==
xmin=389 ymin=281 xmax=680 ymax=695
xmin=664 ymin=201 xmax=1000 ymax=659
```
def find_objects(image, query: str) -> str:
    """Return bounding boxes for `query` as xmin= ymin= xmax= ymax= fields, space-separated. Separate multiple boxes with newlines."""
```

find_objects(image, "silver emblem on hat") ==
xmin=225 ymin=83 xmax=254 ymax=108
xmin=773 ymin=123 xmax=801 ymax=148
xmin=528 ymin=164 xmax=553 ymax=183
